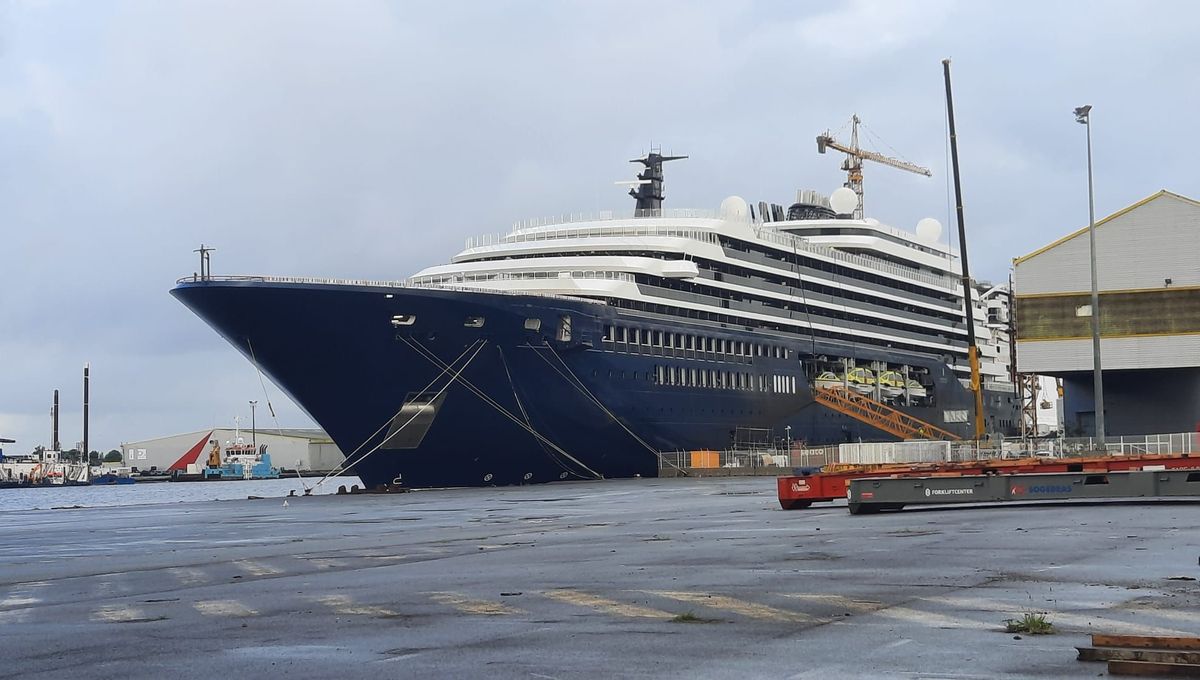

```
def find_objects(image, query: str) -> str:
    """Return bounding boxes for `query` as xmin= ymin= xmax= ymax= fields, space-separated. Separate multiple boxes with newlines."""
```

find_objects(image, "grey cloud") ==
xmin=2 ymin=0 xmax=1199 ymax=449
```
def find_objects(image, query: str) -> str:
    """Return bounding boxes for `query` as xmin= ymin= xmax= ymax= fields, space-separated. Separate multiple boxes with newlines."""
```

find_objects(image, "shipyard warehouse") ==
xmin=1014 ymin=190 xmax=1200 ymax=437
xmin=120 ymin=428 xmax=345 ymax=474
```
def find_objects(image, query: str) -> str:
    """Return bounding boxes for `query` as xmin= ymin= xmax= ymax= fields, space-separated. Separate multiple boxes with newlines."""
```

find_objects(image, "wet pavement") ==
xmin=1 ymin=477 xmax=1197 ymax=679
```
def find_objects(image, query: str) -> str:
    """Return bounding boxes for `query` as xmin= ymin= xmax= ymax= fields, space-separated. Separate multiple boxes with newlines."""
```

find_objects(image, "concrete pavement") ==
xmin=1 ymin=477 xmax=1197 ymax=679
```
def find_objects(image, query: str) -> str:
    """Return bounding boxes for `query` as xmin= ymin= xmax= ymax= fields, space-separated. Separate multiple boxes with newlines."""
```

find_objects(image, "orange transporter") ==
xmin=777 ymin=453 xmax=1200 ymax=509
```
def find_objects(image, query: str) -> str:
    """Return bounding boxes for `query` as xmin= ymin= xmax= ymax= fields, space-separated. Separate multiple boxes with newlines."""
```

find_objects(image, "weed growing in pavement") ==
xmin=1004 ymin=612 xmax=1055 ymax=635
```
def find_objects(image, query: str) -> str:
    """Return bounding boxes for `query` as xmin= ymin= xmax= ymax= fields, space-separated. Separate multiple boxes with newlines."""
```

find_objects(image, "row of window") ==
xmin=653 ymin=364 xmax=798 ymax=394
xmin=591 ymin=296 xmax=968 ymax=367
xmin=603 ymin=325 xmax=791 ymax=359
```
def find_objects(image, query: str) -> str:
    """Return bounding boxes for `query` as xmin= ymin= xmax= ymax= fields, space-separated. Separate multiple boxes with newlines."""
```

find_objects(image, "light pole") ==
xmin=249 ymin=400 xmax=258 ymax=449
xmin=1074 ymin=105 xmax=1105 ymax=444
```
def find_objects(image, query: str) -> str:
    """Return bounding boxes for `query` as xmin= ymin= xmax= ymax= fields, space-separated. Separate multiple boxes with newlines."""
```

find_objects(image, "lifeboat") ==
xmin=845 ymin=367 xmax=876 ymax=395
xmin=877 ymin=370 xmax=906 ymax=398
xmin=813 ymin=371 xmax=845 ymax=391
xmin=905 ymin=379 xmax=928 ymax=400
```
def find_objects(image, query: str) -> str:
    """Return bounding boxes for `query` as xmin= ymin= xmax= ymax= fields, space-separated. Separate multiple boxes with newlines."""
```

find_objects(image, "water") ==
xmin=0 ymin=476 xmax=363 ymax=513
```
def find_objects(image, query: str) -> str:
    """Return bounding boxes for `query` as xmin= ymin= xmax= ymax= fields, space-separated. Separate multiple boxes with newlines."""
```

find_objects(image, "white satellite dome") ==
xmin=916 ymin=217 xmax=943 ymax=243
xmin=719 ymin=195 xmax=749 ymax=221
xmin=829 ymin=187 xmax=859 ymax=215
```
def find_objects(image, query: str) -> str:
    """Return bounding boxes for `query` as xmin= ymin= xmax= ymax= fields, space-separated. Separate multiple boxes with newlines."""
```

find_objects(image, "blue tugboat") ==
xmin=202 ymin=440 xmax=280 ymax=480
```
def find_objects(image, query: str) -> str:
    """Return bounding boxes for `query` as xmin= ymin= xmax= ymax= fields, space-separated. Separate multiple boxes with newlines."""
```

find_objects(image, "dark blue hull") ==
xmin=171 ymin=279 xmax=1016 ymax=488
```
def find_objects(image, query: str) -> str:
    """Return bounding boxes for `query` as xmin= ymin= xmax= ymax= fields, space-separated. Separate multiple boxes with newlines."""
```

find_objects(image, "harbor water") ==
xmin=0 ymin=476 xmax=362 ymax=513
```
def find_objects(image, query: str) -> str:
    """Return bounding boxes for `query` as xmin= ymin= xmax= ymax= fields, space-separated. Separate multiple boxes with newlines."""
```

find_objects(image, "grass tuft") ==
xmin=1004 ymin=612 xmax=1055 ymax=635
xmin=670 ymin=611 xmax=716 ymax=624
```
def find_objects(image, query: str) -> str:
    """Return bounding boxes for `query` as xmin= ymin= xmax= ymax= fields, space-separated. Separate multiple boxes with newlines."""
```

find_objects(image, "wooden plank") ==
xmin=1078 ymin=647 xmax=1200 ymax=664
xmin=1107 ymin=660 xmax=1200 ymax=677
xmin=1094 ymin=634 xmax=1200 ymax=651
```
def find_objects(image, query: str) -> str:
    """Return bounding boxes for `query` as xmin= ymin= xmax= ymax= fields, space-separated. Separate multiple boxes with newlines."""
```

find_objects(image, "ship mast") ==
xmin=626 ymin=151 xmax=687 ymax=213
xmin=942 ymin=59 xmax=986 ymax=441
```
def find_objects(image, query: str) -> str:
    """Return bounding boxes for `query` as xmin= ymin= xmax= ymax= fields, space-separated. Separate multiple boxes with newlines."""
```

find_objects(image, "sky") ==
xmin=2 ymin=0 xmax=1198 ymax=453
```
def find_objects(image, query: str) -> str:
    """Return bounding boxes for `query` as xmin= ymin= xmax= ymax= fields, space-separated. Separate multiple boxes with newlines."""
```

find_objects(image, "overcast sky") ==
xmin=2 ymin=0 xmax=1198 ymax=453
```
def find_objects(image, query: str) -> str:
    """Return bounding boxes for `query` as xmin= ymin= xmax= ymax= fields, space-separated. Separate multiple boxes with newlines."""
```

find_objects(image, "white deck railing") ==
xmin=462 ymin=217 xmax=958 ymax=291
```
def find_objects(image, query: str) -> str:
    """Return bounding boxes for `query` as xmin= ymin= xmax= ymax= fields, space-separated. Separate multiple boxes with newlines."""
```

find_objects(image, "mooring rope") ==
xmin=528 ymin=342 xmax=689 ymax=477
xmin=400 ymin=336 xmax=603 ymax=481
xmin=307 ymin=338 xmax=488 ymax=492
xmin=497 ymin=346 xmax=594 ymax=481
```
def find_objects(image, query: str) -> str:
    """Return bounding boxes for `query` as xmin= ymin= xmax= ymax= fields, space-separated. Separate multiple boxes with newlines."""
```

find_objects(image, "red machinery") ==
xmin=778 ymin=453 xmax=1200 ymax=509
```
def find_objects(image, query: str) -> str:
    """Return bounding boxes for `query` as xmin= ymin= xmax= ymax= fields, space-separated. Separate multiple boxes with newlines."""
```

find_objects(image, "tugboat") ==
xmin=202 ymin=439 xmax=280 ymax=480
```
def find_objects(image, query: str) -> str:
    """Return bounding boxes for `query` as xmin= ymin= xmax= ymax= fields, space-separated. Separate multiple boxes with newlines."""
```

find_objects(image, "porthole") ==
xmin=523 ymin=472 xmax=533 ymax=481
xmin=483 ymin=473 xmax=494 ymax=482
xmin=559 ymin=472 xmax=569 ymax=479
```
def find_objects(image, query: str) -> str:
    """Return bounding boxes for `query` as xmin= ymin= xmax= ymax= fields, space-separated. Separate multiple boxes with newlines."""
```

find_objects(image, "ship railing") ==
xmin=750 ymin=225 xmax=958 ymax=291
xmin=464 ymin=225 xmax=721 ymax=250
xmin=465 ymin=221 xmax=957 ymax=291
xmin=175 ymin=274 xmax=605 ymax=304
xmin=509 ymin=208 xmax=720 ymax=232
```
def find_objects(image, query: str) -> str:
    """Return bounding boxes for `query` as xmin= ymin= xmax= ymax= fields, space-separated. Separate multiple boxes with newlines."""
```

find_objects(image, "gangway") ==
xmin=811 ymin=386 xmax=961 ymax=442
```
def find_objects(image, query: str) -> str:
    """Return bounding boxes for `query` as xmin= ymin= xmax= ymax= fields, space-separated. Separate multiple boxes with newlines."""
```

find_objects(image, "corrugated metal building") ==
xmin=1014 ymin=190 xmax=1200 ymax=436
xmin=121 ymin=428 xmax=345 ymax=473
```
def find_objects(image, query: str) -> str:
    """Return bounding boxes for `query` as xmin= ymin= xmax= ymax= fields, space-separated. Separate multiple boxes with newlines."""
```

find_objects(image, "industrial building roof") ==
xmin=1013 ymin=190 xmax=1200 ymax=265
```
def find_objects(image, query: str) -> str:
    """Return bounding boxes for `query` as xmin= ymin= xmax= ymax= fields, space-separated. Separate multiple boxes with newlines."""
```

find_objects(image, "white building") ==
xmin=121 ymin=428 xmax=344 ymax=473
xmin=1014 ymin=190 xmax=1200 ymax=436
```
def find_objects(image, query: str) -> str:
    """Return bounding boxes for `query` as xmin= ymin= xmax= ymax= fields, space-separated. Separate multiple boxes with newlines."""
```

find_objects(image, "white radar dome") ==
xmin=829 ymin=187 xmax=859 ymax=215
xmin=915 ymin=217 xmax=943 ymax=243
xmin=719 ymin=195 xmax=749 ymax=221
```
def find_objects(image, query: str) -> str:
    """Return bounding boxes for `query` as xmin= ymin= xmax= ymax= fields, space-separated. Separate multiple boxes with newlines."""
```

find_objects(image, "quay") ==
xmin=2 ymin=477 xmax=1198 ymax=679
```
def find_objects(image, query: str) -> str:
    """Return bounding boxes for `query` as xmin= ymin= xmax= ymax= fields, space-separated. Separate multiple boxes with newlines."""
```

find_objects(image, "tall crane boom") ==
xmin=816 ymin=114 xmax=932 ymax=219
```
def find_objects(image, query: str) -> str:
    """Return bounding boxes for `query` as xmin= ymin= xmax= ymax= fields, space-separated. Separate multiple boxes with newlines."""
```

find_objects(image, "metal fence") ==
xmin=658 ymin=431 xmax=1200 ymax=473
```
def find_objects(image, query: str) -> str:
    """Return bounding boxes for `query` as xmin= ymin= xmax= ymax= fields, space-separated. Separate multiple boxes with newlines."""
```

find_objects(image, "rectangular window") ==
xmin=617 ymin=327 xmax=627 ymax=343
xmin=717 ymin=339 xmax=725 ymax=354
xmin=557 ymin=315 xmax=572 ymax=342
xmin=690 ymin=368 xmax=698 ymax=386
xmin=631 ymin=328 xmax=640 ymax=345
xmin=602 ymin=324 xmax=613 ymax=341
xmin=705 ymin=337 xmax=714 ymax=353
xmin=687 ymin=335 xmax=695 ymax=350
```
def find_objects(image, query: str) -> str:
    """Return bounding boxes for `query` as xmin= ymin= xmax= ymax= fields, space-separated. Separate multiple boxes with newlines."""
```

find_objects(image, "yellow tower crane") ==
xmin=816 ymin=115 xmax=932 ymax=219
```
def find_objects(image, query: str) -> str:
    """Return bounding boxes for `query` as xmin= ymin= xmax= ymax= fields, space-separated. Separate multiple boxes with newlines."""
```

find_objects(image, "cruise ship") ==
xmin=172 ymin=153 xmax=1019 ymax=489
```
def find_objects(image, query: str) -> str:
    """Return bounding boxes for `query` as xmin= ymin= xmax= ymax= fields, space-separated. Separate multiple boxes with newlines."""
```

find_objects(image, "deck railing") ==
xmin=462 ymin=217 xmax=958 ymax=291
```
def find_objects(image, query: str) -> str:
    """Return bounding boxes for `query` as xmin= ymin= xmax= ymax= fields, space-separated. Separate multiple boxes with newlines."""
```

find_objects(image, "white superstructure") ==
xmin=410 ymin=190 xmax=1013 ymax=389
